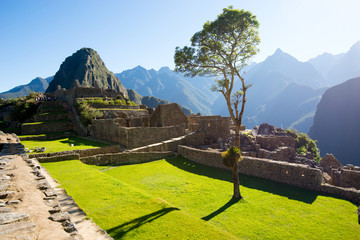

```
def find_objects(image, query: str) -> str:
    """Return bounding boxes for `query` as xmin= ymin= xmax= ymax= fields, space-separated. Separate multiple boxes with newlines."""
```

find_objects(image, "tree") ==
xmin=222 ymin=146 xmax=243 ymax=199
xmin=174 ymin=6 xmax=260 ymax=199
xmin=174 ymin=6 xmax=260 ymax=147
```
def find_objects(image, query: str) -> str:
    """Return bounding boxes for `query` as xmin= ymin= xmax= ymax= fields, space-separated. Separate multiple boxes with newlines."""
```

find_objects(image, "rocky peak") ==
xmin=45 ymin=48 xmax=128 ymax=98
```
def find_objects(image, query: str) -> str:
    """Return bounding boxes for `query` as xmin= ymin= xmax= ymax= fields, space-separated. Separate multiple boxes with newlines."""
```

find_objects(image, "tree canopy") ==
xmin=174 ymin=6 xmax=260 ymax=147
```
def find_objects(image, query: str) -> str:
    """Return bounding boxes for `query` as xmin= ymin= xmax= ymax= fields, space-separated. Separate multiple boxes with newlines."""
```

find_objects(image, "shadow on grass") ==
xmin=202 ymin=198 xmax=240 ymax=221
xmin=165 ymin=157 xmax=318 ymax=204
xmin=107 ymin=207 xmax=179 ymax=239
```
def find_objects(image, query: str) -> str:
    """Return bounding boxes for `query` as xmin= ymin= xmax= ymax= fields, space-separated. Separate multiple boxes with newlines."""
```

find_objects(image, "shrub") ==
xmin=74 ymin=100 xmax=103 ymax=126
xmin=286 ymin=129 xmax=321 ymax=162
xmin=222 ymin=146 xmax=242 ymax=168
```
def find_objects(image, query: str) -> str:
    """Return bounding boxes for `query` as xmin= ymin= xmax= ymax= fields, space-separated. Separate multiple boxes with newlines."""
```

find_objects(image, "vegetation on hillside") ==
xmin=287 ymin=129 xmax=321 ymax=162
xmin=74 ymin=99 xmax=103 ymax=126
xmin=0 ymin=91 xmax=41 ymax=122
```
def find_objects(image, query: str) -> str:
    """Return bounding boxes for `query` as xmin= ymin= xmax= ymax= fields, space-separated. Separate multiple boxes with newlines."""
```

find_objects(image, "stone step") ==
xmin=0 ymin=212 xmax=29 ymax=224
xmin=0 ymin=207 xmax=12 ymax=213
xmin=0 ymin=221 xmax=36 ymax=237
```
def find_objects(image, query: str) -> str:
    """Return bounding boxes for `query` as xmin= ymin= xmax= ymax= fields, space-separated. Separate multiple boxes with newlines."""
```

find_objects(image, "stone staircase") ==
xmin=21 ymin=101 xmax=73 ymax=135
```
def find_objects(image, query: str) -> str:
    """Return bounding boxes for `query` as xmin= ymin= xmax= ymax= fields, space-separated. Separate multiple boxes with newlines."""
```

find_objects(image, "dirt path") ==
xmin=0 ymin=133 xmax=112 ymax=239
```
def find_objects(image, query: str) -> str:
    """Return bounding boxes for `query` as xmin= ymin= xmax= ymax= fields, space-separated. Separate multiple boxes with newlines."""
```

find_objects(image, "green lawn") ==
xmin=42 ymin=160 xmax=239 ymax=240
xmin=22 ymin=137 xmax=109 ymax=154
xmin=42 ymin=158 xmax=360 ymax=240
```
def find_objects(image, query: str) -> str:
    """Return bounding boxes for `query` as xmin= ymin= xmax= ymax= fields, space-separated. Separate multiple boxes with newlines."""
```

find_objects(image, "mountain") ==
xmin=212 ymin=49 xmax=327 ymax=133
xmin=325 ymin=41 xmax=360 ymax=86
xmin=307 ymin=52 xmax=344 ymax=80
xmin=309 ymin=77 xmax=360 ymax=165
xmin=0 ymin=76 xmax=53 ymax=99
xmin=46 ymin=48 xmax=127 ymax=97
xmin=127 ymin=89 xmax=193 ymax=115
xmin=249 ymin=48 xmax=327 ymax=89
xmin=116 ymin=66 xmax=216 ymax=115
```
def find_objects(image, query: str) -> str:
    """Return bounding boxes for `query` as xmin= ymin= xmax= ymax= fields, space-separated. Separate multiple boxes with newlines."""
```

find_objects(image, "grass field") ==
xmin=43 ymin=158 xmax=360 ymax=240
xmin=22 ymin=137 xmax=109 ymax=154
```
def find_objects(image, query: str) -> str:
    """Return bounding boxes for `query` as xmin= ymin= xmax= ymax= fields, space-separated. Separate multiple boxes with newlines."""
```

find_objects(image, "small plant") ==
xmin=74 ymin=100 xmax=103 ymax=126
xmin=286 ymin=129 xmax=321 ymax=162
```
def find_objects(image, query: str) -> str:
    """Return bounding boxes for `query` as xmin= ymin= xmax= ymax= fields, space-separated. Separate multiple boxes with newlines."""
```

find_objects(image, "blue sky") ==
xmin=1 ymin=0 xmax=360 ymax=92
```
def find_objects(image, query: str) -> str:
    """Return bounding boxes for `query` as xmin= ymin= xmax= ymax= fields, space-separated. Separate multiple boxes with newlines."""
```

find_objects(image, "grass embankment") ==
xmin=42 ymin=160 xmax=239 ymax=240
xmin=42 ymin=158 xmax=360 ymax=240
xmin=21 ymin=137 xmax=109 ymax=154
xmin=22 ymin=119 xmax=71 ymax=126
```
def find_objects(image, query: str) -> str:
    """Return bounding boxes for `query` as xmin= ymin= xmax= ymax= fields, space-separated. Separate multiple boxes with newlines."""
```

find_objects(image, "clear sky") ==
xmin=1 ymin=0 xmax=360 ymax=92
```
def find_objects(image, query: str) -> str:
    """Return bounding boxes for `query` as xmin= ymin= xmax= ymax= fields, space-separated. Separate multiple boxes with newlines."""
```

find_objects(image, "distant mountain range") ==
xmin=115 ymin=66 xmax=217 ymax=115
xmin=0 ymin=76 xmax=53 ymax=99
xmin=2 ymin=41 xmax=360 ymax=134
xmin=309 ymin=77 xmax=360 ymax=166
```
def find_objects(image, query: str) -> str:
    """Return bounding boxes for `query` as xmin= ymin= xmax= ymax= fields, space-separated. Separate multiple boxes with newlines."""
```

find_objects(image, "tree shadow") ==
xmin=106 ymin=207 xmax=179 ymax=239
xmin=165 ymin=157 xmax=319 ymax=204
xmin=202 ymin=197 xmax=240 ymax=221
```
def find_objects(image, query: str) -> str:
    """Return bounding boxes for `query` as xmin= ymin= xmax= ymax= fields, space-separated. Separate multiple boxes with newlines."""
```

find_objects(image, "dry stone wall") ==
xmin=81 ymin=151 xmax=174 ymax=166
xmin=90 ymin=118 xmax=186 ymax=148
xmin=331 ymin=168 xmax=360 ymax=190
xmin=21 ymin=121 xmax=73 ymax=135
xmin=178 ymin=145 xmax=322 ymax=188
xmin=178 ymin=145 xmax=360 ymax=204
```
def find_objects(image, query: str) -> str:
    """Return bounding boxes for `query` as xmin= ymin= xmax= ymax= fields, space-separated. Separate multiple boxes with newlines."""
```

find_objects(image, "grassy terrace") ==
xmin=42 ymin=157 xmax=360 ymax=240
xmin=22 ymin=119 xmax=71 ymax=125
xmin=22 ymin=137 xmax=109 ymax=154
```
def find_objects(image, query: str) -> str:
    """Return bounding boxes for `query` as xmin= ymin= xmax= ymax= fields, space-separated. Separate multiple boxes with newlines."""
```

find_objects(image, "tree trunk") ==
xmin=234 ymin=122 xmax=240 ymax=148
xmin=232 ymin=165 xmax=242 ymax=200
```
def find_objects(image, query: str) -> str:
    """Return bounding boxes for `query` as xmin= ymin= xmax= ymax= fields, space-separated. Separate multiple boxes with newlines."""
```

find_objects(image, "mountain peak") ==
xmin=45 ymin=48 xmax=127 ymax=97
xmin=349 ymin=40 xmax=360 ymax=52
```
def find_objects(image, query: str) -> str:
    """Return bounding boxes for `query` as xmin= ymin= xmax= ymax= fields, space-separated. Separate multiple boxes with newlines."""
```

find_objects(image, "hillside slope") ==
xmin=46 ymin=48 xmax=127 ymax=98
xmin=309 ymin=77 xmax=360 ymax=165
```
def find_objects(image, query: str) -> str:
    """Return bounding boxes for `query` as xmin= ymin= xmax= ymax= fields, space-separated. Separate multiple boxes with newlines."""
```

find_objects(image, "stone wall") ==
xmin=37 ymin=154 xmax=80 ymax=163
xmin=187 ymin=115 xmax=230 ymax=143
xmin=331 ymin=168 xmax=360 ymax=190
xmin=177 ymin=145 xmax=360 ymax=203
xmin=89 ymin=118 xmax=186 ymax=148
xmin=178 ymin=145 xmax=322 ymax=189
xmin=255 ymin=135 xmax=296 ymax=151
xmin=125 ymin=124 xmax=186 ymax=148
xmin=150 ymin=103 xmax=188 ymax=127
xmin=80 ymin=151 xmax=174 ymax=166
xmin=22 ymin=121 xmax=73 ymax=135
xmin=28 ymin=145 xmax=122 ymax=159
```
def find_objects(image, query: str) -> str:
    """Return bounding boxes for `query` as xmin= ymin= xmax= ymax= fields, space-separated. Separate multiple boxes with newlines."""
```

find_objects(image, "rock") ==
xmin=0 ymin=212 xmax=29 ymax=224
xmin=49 ymin=206 xmax=61 ymax=214
xmin=257 ymin=123 xmax=276 ymax=135
xmin=36 ymin=181 xmax=51 ymax=190
xmin=6 ymin=200 xmax=21 ymax=205
xmin=44 ymin=190 xmax=57 ymax=197
xmin=0 ymin=184 xmax=10 ymax=192
xmin=0 ymin=207 xmax=12 ymax=213
xmin=346 ymin=164 xmax=355 ymax=169
xmin=62 ymin=220 xmax=78 ymax=233
xmin=0 ymin=221 xmax=36 ymax=237
xmin=0 ymin=191 xmax=15 ymax=199
xmin=49 ymin=212 xmax=71 ymax=222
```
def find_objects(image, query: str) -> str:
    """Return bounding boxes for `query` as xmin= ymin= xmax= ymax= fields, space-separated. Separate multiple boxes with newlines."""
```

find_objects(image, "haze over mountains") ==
xmin=1 ymin=41 xmax=360 ymax=135
xmin=309 ymin=77 xmax=360 ymax=166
